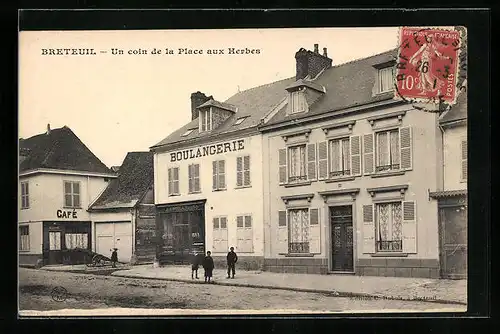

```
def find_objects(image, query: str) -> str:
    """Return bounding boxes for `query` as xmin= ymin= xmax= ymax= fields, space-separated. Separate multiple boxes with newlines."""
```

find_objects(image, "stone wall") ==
xmin=212 ymin=256 xmax=264 ymax=271
xmin=356 ymin=258 xmax=440 ymax=278
xmin=264 ymin=258 xmax=328 ymax=274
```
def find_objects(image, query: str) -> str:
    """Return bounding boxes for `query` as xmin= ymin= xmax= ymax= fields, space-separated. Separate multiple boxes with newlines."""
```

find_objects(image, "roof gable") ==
xmin=439 ymin=91 xmax=467 ymax=124
xmin=19 ymin=126 xmax=112 ymax=174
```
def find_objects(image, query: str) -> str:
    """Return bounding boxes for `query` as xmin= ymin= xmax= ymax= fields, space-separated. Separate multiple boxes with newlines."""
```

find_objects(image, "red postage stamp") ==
xmin=395 ymin=27 xmax=463 ymax=105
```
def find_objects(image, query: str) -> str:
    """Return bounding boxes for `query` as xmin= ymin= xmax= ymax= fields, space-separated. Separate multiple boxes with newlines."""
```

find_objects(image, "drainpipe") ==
xmin=438 ymin=124 xmax=445 ymax=191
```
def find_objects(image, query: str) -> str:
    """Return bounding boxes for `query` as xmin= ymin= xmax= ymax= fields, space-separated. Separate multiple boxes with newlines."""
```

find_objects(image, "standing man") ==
xmin=202 ymin=251 xmax=215 ymax=283
xmin=226 ymin=247 xmax=238 ymax=279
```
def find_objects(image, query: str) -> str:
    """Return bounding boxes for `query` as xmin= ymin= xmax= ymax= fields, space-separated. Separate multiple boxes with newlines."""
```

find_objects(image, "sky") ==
xmin=19 ymin=27 xmax=399 ymax=167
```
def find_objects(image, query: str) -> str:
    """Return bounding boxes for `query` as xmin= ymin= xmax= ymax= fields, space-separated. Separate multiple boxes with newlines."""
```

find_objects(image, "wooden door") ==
xmin=330 ymin=206 xmax=354 ymax=272
xmin=439 ymin=204 xmax=467 ymax=279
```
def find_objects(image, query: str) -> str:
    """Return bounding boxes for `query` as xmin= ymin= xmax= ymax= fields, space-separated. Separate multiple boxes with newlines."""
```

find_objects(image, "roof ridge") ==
xmin=329 ymin=48 xmax=398 ymax=70
xmin=225 ymin=76 xmax=294 ymax=102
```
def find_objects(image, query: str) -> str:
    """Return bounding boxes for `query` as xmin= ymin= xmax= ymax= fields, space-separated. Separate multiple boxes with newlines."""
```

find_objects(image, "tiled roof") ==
xmin=439 ymin=90 xmax=467 ymax=124
xmin=429 ymin=189 xmax=467 ymax=198
xmin=197 ymin=99 xmax=238 ymax=112
xmin=263 ymin=49 xmax=399 ymax=127
xmin=19 ymin=126 xmax=112 ymax=175
xmin=90 ymin=152 xmax=153 ymax=210
xmin=151 ymin=77 xmax=295 ymax=150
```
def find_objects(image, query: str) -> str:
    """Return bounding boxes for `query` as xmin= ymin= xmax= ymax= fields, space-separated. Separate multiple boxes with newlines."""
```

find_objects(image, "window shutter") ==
xmin=309 ymin=208 xmax=321 ymax=253
xmin=173 ymin=168 xmax=180 ymax=194
xmin=402 ymin=201 xmax=417 ymax=254
xmin=307 ymin=143 xmax=317 ymax=181
xmin=350 ymin=135 xmax=362 ymax=176
xmin=399 ymin=126 xmax=413 ymax=170
xmin=278 ymin=148 xmax=287 ymax=184
xmin=277 ymin=210 xmax=288 ymax=254
xmin=194 ymin=164 xmax=200 ymax=192
xmin=243 ymin=155 xmax=251 ymax=186
xmin=362 ymin=204 xmax=375 ymax=253
xmin=236 ymin=157 xmax=243 ymax=187
xmin=220 ymin=217 xmax=228 ymax=252
xmin=236 ymin=216 xmax=244 ymax=252
xmin=188 ymin=164 xmax=193 ymax=193
xmin=218 ymin=160 xmax=226 ymax=189
xmin=461 ymin=140 xmax=467 ymax=181
xmin=363 ymin=134 xmax=375 ymax=175
xmin=213 ymin=217 xmax=220 ymax=252
xmin=212 ymin=161 xmax=218 ymax=190
xmin=317 ymin=141 xmax=328 ymax=180
xmin=168 ymin=168 xmax=172 ymax=195
xmin=245 ymin=215 xmax=253 ymax=252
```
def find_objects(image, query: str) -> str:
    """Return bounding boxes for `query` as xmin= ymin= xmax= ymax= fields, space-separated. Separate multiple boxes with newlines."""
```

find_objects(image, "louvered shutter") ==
xmin=173 ymin=168 xmax=179 ymax=194
xmin=244 ymin=215 xmax=253 ymax=252
xmin=308 ymin=208 xmax=321 ymax=253
xmin=362 ymin=204 xmax=375 ymax=253
xmin=194 ymin=164 xmax=200 ymax=192
xmin=220 ymin=217 xmax=228 ymax=252
xmin=317 ymin=141 xmax=328 ymax=180
xmin=167 ymin=168 xmax=172 ymax=195
xmin=278 ymin=148 xmax=287 ymax=184
xmin=277 ymin=210 xmax=288 ymax=254
xmin=307 ymin=143 xmax=317 ymax=181
xmin=363 ymin=134 xmax=375 ymax=175
xmin=236 ymin=157 xmax=243 ymax=187
xmin=399 ymin=126 xmax=413 ymax=170
xmin=188 ymin=164 xmax=193 ymax=193
xmin=350 ymin=135 xmax=362 ymax=176
xmin=212 ymin=161 xmax=218 ymax=190
xmin=236 ymin=216 xmax=244 ymax=251
xmin=243 ymin=155 xmax=251 ymax=186
xmin=218 ymin=160 xmax=226 ymax=189
xmin=213 ymin=217 xmax=220 ymax=252
xmin=461 ymin=140 xmax=467 ymax=181
xmin=402 ymin=201 xmax=417 ymax=253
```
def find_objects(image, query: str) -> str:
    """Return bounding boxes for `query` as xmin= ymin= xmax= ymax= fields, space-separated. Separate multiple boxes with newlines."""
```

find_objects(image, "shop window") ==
xmin=19 ymin=226 xmax=29 ymax=251
xmin=65 ymin=233 xmax=88 ymax=250
xmin=64 ymin=181 xmax=81 ymax=208
xmin=49 ymin=231 xmax=62 ymax=251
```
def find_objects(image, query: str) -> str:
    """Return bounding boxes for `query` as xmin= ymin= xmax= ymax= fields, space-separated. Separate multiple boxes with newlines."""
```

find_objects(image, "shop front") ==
xmin=42 ymin=221 xmax=92 ymax=265
xmin=156 ymin=200 xmax=206 ymax=265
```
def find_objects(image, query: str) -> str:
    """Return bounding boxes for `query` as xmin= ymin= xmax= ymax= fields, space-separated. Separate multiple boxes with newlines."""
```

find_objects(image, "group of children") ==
xmin=191 ymin=247 xmax=238 ymax=283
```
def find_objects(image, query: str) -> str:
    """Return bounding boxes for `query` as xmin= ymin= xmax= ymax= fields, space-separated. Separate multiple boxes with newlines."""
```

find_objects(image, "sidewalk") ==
xmin=111 ymin=265 xmax=467 ymax=305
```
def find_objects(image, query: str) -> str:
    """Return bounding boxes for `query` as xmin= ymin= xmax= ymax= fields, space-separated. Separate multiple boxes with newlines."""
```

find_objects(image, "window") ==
xmin=375 ymin=202 xmax=403 ymax=252
xmin=212 ymin=216 xmax=228 ymax=252
xmin=65 ymin=233 xmax=88 ymax=249
xmin=188 ymin=164 xmax=201 ymax=193
xmin=236 ymin=215 xmax=253 ymax=253
xmin=168 ymin=167 xmax=180 ymax=195
xmin=236 ymin=156 xmax=251 ymax=187
xmin=212 ymin=160 xmax=226 ymax=191
xmin=21 ymin=182 xmax=29 ymax=209
xmin=288 ymin=208 xmax=310 ymax=253
xmin=181 ymin=128 xmax=196 ymax=137
xmin=329 ymin=138 xmax=351 ymax=177
xmin=461 ymin=139 xmax=467 ymax=182
xmin=378 ymin=67 xmax=394 ymax=93
xmin=376 ymin=129 xmax=401 ymax=172
xmin=64 ymin=181 xmax=81 ymax=208
xmin=199 ymin=109 xmax=212 ymax=132
xmin=289 ymin=91 xmax=307 ymax=114
xmin=233 ymin=116 xmax=248 ymax=126
xmin=19 ymin=226 xmax=29 ymax=251
xmin=288 ymin=145 xmax=307 ymax=183
xmin=49 ymin=231 xmax=62 ymax=250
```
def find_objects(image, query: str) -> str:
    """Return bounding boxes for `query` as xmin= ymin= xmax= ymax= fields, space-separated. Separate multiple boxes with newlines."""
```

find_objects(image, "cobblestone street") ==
xmin=19 ymin=268 xmax=466 ymax=315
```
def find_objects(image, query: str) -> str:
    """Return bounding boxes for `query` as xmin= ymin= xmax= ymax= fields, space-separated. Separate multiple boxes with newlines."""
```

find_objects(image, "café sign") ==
xmin=57 ymin=209 xmax=78 ymax=219
xmin=170 ymin=139 xmax=245 ymax=162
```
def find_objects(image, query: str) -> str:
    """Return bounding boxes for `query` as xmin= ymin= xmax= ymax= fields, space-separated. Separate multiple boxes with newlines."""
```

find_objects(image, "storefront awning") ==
xmin=429 ymin=189 xmax=467 ymax=199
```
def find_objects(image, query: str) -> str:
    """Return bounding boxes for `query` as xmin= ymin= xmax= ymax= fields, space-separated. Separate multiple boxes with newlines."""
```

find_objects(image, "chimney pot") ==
xmin=314 ymin=44 xmax=319 ymax=53
xmin=46 ymin=124 xmax=51 ymax=135
xmin=323 ymin=48 xmax=328 ymax=57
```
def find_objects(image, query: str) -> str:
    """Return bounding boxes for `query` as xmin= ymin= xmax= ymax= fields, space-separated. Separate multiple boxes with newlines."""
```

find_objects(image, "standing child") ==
xmin=110 ymin=248 xmax=118 ymax=268
xmin=202 ymin=251 xmax=215 ymax=283
xmin=191 ymin=251 xmax=201 ymax=279
xmin=226 ymin=247 xmax=238 ymax=279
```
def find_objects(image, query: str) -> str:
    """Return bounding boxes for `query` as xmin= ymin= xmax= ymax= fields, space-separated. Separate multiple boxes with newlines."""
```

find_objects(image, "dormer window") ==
xmin=199 ymin=108 xmax=212 ymax=132
xmin=378 ymin=67 xmax=394 ymax=93
xmin=289 ymin=90 xmax=307 ymax=114
xmin=233 ymin=116 xmax=248 ymax=126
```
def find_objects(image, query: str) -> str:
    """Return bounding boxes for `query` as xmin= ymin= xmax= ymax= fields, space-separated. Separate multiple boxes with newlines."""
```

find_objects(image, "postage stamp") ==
xmin=394 ymin=26 xmax=466 ymax=108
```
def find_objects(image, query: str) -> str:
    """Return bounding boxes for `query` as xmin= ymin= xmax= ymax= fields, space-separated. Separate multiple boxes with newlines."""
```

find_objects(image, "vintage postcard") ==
xmin=18 ymin=26 xmax=468 ymax=316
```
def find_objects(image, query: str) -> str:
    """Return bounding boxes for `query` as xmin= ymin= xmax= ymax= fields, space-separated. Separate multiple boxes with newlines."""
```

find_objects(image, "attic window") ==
xmin=288 ymin=90 xmax=307 ymax=114
xmin=199 ymin=108 xmax=212 ymax=132
xmin=181 ymin=128 xmax=196 ymax=137
xmin=378 ymin=67 xmax=394 ymax=93
xmin=233 ymin=116 xmax=248 ymax=126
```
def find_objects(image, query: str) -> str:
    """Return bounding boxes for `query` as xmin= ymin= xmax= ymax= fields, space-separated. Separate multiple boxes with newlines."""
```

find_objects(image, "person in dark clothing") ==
xmin=110 ymin=248 xmax=118 ymax=268
xmin=202 ymin=251 xmax=215 ymax=283
xmin=226 ymin=247 xmax=238 ymax=279
xmin=191 ymin=251 xmax=202 ymax=279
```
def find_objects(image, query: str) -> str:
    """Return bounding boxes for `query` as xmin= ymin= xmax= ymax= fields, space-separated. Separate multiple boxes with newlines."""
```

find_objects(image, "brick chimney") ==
xmin=190 ymin=92 xmax=213 ymax=120
xmin=295 ymin=44 xmax=333 ymax=81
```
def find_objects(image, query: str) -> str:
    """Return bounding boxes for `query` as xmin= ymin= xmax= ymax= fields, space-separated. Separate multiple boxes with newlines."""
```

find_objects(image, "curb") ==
xmin=110 ymin=272 xmax=467 ymax=306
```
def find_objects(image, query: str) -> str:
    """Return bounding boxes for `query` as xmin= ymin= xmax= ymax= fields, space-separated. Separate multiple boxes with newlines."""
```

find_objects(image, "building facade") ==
xmin=89 ymin=152 xmax=156 ymax=264
xmin=259 ymin=46 xmax=444 ymax=278
xmin=19 ymin=125 xmax=116 ymax=267
xmin=430 ymin=92 xmax=467 ymax=279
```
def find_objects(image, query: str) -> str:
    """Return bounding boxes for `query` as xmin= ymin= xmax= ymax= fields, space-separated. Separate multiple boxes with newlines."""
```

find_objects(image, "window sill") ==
xmin=168 ymin=194 xmax=181 ymax=197
xmin=370 ymin=252 xmax=408 ymax=257
xmin=234 ymin=185 xmax=252 ymax=190
xmin=63 ymin=207 xmax=82 ymax=210
xmin=212 ymin=188 xmax=227 ymax=192
xmin=370 ymin=170 xmax=406 ymax=178
xmin=20 ymin=207 xmax=30 ymax=210
xmin=279 ymin=253 xmax=317 ymax=257
xmin=188 ymin=191 xmax=202 ymax=195
xmin=283 ymin=181 xmax=312 ymax=188
xmin=325 ymin=176 xmax=356 ymax=183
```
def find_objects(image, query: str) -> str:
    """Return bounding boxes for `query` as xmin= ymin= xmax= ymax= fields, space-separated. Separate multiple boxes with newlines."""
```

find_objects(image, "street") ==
xmin=19 ymin=268 xmax=464 ymax=314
